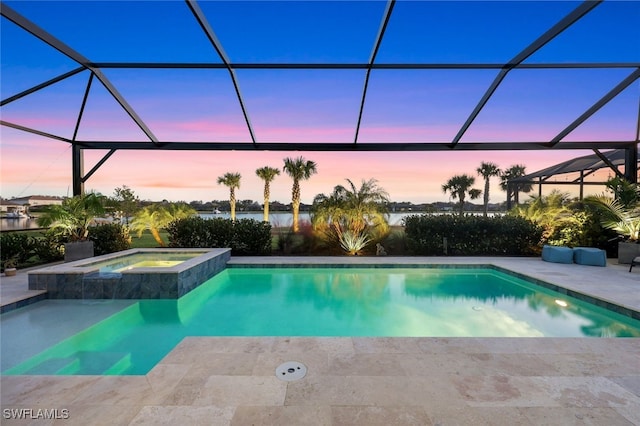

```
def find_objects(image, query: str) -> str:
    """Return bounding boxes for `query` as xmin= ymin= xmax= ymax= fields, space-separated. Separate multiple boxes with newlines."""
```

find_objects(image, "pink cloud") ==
xmin=1 ymin=124 xmax=620 ymax=205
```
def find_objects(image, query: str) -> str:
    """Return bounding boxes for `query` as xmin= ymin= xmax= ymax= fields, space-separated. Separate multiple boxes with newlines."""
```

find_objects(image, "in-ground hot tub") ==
xmin=28 ymin=248 xmax=231 ymax=299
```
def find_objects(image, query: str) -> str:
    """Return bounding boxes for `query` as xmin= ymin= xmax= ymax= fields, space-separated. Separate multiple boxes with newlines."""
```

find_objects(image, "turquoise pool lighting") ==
xmin=75 ymin=251 xmax=206 ymax=273
xmin=3 ymin=267 xmax=640 ymax=376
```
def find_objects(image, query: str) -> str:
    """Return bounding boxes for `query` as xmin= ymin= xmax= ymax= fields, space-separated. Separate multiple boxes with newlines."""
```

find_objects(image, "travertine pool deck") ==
xmin=1 ymin=257 xmax=639 ymax=425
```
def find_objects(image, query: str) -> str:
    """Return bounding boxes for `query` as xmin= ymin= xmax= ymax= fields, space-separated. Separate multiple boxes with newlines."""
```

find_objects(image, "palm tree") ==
xmin=217 ymin=172 xmax=241 ymax=221
xmin=476 ymin=162 xmax=501 ymax=216
xmin=130 ymin=202 xmax=197 ymax=246
xmin=500 ymin=165 xmax=533 ymax=207
xmin=311 ymin=178 xmax=390 ymax=253
xmin=442 ymin=174 xmax=481 ymax=216
xmin=255 ymin=166 xmax=280 ymax=222
xmin=37 ymin=192 xmax=105 ymax=241
xmin=283 ymin=156 xmax=317 ymax=232
xmin=604 ymin=176 xmax=640 ymax=208
xmin=510 ymin=190 xmax=574 ymax=240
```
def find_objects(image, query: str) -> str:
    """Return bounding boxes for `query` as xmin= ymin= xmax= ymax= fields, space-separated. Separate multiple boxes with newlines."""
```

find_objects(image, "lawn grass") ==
xmin=130 ymin=230 xmax=169 ymax=248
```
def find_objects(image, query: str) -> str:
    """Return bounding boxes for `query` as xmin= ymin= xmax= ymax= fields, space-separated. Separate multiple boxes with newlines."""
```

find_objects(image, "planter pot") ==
xmin=617 ymin=241 xmax=640 ymax=264
xmin=64 ymin=240 xmax=94 ymax=262
xmin=4 ymin=268 xmax=17 ymax=277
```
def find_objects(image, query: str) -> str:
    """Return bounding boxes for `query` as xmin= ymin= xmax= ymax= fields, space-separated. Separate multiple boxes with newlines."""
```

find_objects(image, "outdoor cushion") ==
xmin=541 ymin=245 xmax=574 ymax=264
xmin=573 ymin=247 xmax=607 ymax=267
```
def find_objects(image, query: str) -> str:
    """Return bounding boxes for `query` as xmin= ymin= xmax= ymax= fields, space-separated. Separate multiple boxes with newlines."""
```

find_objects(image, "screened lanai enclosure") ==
xmin=1 ymin=0 xmax=638 ymax=196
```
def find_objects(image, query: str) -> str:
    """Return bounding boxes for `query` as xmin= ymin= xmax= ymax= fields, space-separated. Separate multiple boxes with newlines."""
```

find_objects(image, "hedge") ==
xmin=166 ymin=217 xmax=272 ymax=255
xmin=1 ymin=223 xmax=130 ymax=269
xmin=0 ymin=233 xmax=34 ymax=268
xmin=403 ymin=214 xmax=543 ymax=256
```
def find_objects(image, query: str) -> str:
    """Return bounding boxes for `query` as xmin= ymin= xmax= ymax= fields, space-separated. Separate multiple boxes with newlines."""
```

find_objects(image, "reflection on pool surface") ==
xmin=5 ymin=267 xmax=640 ymax=375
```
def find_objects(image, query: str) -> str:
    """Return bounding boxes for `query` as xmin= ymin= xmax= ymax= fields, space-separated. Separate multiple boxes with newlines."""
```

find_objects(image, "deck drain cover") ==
xmin=275 ymin=361 xmax=307 ymax=381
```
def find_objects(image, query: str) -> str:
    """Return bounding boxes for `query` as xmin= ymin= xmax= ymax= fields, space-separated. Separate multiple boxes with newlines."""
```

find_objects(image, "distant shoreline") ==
xmin=1 ymin=210 xmax=504 ymax=233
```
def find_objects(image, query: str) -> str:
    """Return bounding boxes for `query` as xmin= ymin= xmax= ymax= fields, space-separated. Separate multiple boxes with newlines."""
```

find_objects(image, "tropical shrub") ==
xmin=339 ymin=230 xmax=371 ymax=255
xmin=509 ymin=192 xmax=618 ymax=253
xmin=586 ymin=195 xmax=640 ymax=243
xmin=509 ymin=191 xmax=573 ymax=240
xmin=604 ymin=176 xmax=640 ymax=208
xmin=36 ymin=193 xmax=106 ymax=241
xmin=89 ymin=223 xmax=131 ymax=255
xmin=404 ymin=214 xmax=543 ymax=256
xmin=546 ymin=206 xmax=617 ymax=251
xmin=311 ymin=178 xmax=390 ymax=255
xmin=130 ymin=202 xmax=197 ymax=247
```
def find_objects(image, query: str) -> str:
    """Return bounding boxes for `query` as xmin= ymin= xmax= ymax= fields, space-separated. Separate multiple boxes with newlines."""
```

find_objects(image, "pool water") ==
xmin=4 ymin=267 xmax=640 ymax=375
xmin=75 ymin=252 xmax=205 ymax=272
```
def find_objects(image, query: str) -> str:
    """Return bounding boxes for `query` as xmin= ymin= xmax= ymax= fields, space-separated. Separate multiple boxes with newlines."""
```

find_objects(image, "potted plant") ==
xmin=587 ymin=195 xmax=640 ymax=264
xmin=3 ymin=256 xmax=18 ymax=277
xmin=36 ymin=193 xmax=105 ymax=262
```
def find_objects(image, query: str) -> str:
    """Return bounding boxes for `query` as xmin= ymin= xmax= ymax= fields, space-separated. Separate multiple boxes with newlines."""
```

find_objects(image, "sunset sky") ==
xmin=1 ymin=1 xmax=638 ymax=204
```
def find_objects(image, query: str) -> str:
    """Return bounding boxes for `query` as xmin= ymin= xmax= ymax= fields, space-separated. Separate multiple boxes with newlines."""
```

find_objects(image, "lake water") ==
xmin=1 ymin=211 xmax=491 ymax=232
xmin=0 ymin=217 xmax=43 ymax=232
xmin=199 ymin=211 xmax=417 ymax=227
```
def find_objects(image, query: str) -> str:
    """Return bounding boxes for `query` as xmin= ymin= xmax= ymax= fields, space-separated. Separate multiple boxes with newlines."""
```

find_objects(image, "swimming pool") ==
xmin=3 ymin=266 xmax=640 ymax=375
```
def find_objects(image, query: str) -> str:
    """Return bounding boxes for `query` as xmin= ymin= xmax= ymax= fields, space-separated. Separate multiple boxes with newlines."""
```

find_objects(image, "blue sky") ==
xmin=1 ymin=1 xmax=638 ymax=203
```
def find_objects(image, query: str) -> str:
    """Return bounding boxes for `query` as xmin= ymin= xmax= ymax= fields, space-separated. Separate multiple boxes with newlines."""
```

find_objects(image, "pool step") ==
xmin=51 ymin=352 xmax=132 ymax=375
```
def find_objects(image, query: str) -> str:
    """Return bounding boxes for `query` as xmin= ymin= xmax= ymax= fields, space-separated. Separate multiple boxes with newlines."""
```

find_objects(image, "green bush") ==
xmin=0 ymin=223 xmax=131 ymax=268
xmin=167 ymin=217 xmax=233 ymax=248
xmin=167 ymin=217 xmax=271 ymax=255
xmin=403 ymin=214 xmax=543 ymax=256
xmin=231 ymin=219 xmax=272 ymax=255
xmin=31 ymin=230 xmax=64 ymax=262
xmin=0 ymin=232 xmax=34 ymax=267
xmin=89 ymin=223 xmax=131 ymax=255
xmin=546 ymin=206 xmax=619 ymax=256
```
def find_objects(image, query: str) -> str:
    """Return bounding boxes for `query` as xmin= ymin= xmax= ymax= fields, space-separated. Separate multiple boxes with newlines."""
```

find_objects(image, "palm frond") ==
xmin=586 ymin=195 xmax=640 ymax=241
